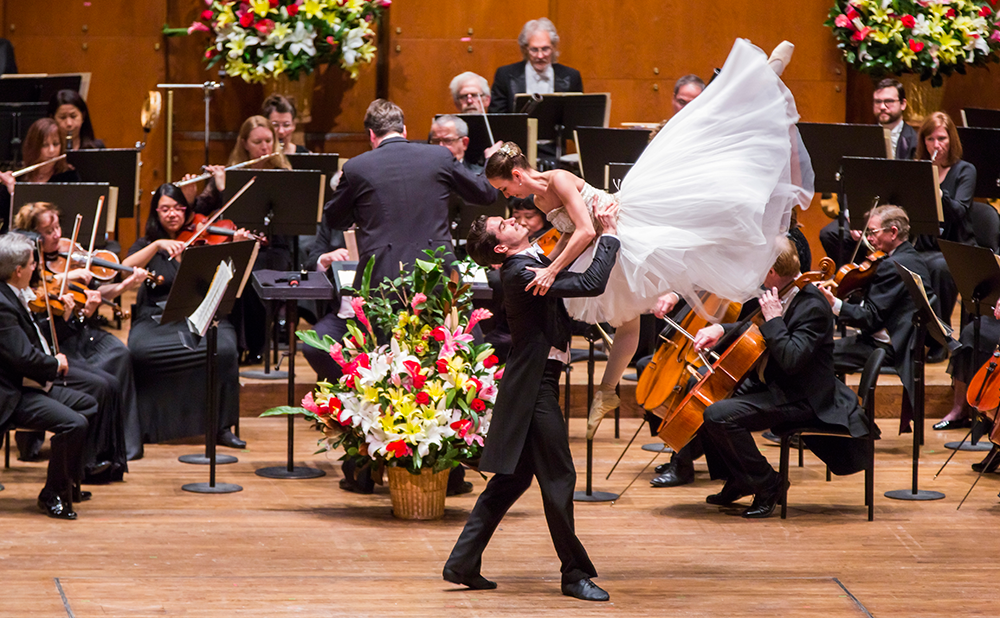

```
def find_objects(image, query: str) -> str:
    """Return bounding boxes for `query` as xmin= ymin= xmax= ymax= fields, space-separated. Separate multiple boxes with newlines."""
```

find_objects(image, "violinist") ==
xmin=122 ymin=184 xmax=252 ymax=449
xmin=13 ymin=202 xmax=148 ymax=465
xmin=818 ymin=205 xmax=934 ymax=433
xmin=0 ymin=233 xmax=96 ymax=519
xmin=694 ymin=238 xmax=868 ymax=518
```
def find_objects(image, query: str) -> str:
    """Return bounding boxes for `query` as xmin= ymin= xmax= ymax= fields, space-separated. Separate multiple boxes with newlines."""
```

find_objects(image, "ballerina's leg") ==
xmin=586 ymin=317 xmax=640 ymax=440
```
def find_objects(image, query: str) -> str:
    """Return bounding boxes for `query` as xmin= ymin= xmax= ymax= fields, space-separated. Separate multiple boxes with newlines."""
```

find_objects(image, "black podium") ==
xmin=252 ymin=269 xmax=334 ymax=480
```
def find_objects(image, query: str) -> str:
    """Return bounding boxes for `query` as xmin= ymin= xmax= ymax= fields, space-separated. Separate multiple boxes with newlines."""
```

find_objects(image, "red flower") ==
xmin=387 ymin=440 xmax=411 ymax=458
xmin=239 ymin=12 xmax=254 ymax=27
xmin=946 ymin=8 xmax=956 ymax=18
xmin=413 ymin=374 xmax=427 ymax=389
xmin=402 ymin=360 xmax=421 ymax=378
xmin=357 ymin=353 xmax=370 ymax=369
xmin=254 ymin=19 xmax=275 ymax=35
xmin=343 ymin=375 xmax=356 ymax=389
xmin=415 ymin=392 xmax=430 ymax=405
xmin=450 ymin=418 xmax=473 ymax=437
xmin=287 ymin=3 xmax=299 ymax=16
xmin=201 ymin=9 xmax=214 ymax=20
xmin=470 ymin=398 xmax=486 ymax=412
xmin=431 ymin=327 xmax=447 ymax=342
xmin=900 ymin=14 xmax=915 ymax=28
xmin=483 ymin=354 xmax=499 ymax=368
xmin=269 ymin=0 xmax=279 ymax=7
xmin=851 ymin=26 xmax=872 ymax=42
xmin=909 ymin=38 xmax=924 ymax=53
xmin=205 ymin=48 xmax=218 ymax=59
xmin=326 ymin=35 xmax=338 ymax=48
xmin=465 ymin=377 xmax=482 ymax=394
xmin=845 ymin=6 xmax=859 ymax=21
xmin=980 ymin=6 xmax=993 ymax=17
xmin=436 ymin=358 xmax=450 ymax=374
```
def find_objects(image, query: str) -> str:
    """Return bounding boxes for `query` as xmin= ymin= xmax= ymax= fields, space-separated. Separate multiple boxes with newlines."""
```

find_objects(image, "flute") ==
xmin=11 ymin=154 xmax=68 ymax=178
xmin=173 ymin=152 xmax=280 ymax=187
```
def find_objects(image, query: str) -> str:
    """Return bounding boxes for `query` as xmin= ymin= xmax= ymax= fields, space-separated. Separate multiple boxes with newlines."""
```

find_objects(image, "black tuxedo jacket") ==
xmin=479 ymin=235 xmax=620 ymax=474
xmin=728 ymin=283 xmax=866 ymax=437
xmin=0 ymin=284 xmax=60 ymax=429
xmin=896 ymin=122 xmax=918 ymax=161
xmin=323 ymin=137 xmax=498 ymax=290
xmin=838 ymin=241 xmax=933 ymax=401
xmin=488 ymin=61 xmax=584 ymax=113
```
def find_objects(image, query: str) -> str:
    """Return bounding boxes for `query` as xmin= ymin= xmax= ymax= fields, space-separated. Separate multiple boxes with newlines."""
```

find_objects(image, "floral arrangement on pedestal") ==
xmin=826 ymin=0 xmax=1000 ymax=85
xmin=185 ymin=0 xmax=391 ymax=82
xmin=264 ymin=250 xmax=501 ymax=482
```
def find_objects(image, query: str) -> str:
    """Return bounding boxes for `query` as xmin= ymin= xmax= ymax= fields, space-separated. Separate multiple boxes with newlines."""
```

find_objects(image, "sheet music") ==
xmin=897 ymin=263 xmax=953 ymax=340
xmin=186 ymin=260 xmax=233 ymax=338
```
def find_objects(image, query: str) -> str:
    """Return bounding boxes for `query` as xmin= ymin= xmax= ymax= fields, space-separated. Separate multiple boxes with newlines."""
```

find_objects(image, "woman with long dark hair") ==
xmin=47 ymin=89 xmax=104 ymax=150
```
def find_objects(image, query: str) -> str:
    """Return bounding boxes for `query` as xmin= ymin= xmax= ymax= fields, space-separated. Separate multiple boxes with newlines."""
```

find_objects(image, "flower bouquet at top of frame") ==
xmin=263 ymin=249 xmax=502 ymax=485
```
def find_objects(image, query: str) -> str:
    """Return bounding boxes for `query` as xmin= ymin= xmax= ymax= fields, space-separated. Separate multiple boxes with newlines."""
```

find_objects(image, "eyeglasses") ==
xmin=873 ymin=98 xmax=900 ymax=107
xmin=157 ymin=205 xmax=186 ymax=214
xmin=527 ymin=46 xmax=553 ymax=56
xmin=270 ymin=121 xmax=294 ymax=130
xmin=431 ymin=137 xmax=462 ymax=145
xmin=864 ymin=227 xmax=888 ymax=237
xmin=457 ymin=93 xmax=486 ymax=101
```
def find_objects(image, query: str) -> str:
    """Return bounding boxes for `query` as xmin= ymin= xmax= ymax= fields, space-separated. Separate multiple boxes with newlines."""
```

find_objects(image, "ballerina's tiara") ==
xmin=498 ymin=142 xmax=520 ymax=158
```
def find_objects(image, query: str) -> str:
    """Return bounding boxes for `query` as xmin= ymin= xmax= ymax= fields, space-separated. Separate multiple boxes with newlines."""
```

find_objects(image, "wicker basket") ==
xmin=386 ymin=467 xmax=449 ymax=520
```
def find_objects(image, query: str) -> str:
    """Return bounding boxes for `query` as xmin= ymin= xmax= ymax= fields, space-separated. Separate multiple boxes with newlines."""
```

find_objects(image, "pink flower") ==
xmin=351 ymin=297 xmax=372 ymax=335
xmin=845 ymin=7 xmax=859 ymax=21
xmin=201 ymin=9 xmax=214 ymax=20
xmin=991 ymin=30 xmax=1000 ymax=43
xmin=205 ymin=48 xmax=218 ymax=59
xmin=329 ymin=342 xmax=347 ymax=367
xmin=465 ymin=308 xmax=493 ymax=334
xmin=834 ymin=14 xmax=852 ymax=28
xmin=387 ymin=440 xmax=411 ymax=458
xmin=379 ymin=0 xmax=392 ymax=7
xmin=410 ymin=292 xmax=427 ymax=315
xmin=909 ymin=38 xmax=924 ymax=53
xmin=326 ymin=35 xmax=338 ymax=47
xmin=483 ymin=354 xmax=499 ymax=369
xmin=851 ymin=26 xmax=871 ymax=42
xmin=302 ymin=391 xmax=319 ymax=414
xmin=494 ymin=366 xmax=505 ymax=380
xmin=900 ymin=14 xmax=915 ymax=27
xmin=254 ymin=19 xmax=275 ymax=35
xmin=188 ymin=21 xmax=210 ymax=34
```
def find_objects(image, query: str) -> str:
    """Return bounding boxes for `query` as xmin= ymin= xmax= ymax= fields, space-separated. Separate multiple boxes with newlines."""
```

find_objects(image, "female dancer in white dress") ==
xmin=483 ymin=39 xmax=813 ymax=438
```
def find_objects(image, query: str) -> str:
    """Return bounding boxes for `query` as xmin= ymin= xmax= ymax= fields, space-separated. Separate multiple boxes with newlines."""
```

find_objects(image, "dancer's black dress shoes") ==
xmin=72 ymin=486 xmax=92 ymax=502
xmin=38 ymin=492 xmax=77 ymax=520
xmin=706 ymin=479 xmax=751 ymax=505
xmin=561 ymin=578 xmax=609 ymax=602
xmin=650 ymin=463 xmax=694 ymax=487
xmin=932 ymin=418 xmax=970 ymax=431
xmin=217 ymin=429 xmax=246 ymax=449
xmin=742 ymin=476 xmax=789 ymax=519
xmin=443 ymin=567 xmax=497 ymax=590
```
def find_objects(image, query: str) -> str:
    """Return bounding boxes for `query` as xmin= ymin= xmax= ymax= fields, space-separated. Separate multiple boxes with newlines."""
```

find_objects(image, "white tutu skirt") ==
xmin=564 ymin=38 xmax=814 ymax=326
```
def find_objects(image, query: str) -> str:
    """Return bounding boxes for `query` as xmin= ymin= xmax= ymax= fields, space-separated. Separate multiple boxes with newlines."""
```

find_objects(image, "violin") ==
xmin=54 ymin=245 xmax=165 ymax=287
xmin=656 ymin=261 xmax=836 ymax=451
xmin=534 ymin=227 xmax=561 ymax=257
xmin=821 ymin=251 xmax=887 ymax=300
xmin=29 ymin=269 xmax=128 ymax=320
xmin=175 ymin=213 xmax=266 ymax=246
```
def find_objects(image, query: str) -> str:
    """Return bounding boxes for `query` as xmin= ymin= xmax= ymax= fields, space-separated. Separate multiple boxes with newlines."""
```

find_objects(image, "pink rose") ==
xmin=834 ymin=14 xmax=852 ymax=28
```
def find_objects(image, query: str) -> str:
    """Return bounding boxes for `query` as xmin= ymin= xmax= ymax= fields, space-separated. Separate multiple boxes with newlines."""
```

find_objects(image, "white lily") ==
xmin=341 ymin=26 xmax=367 ymax=66
xmin=287 ymin=21 xmax=317 ymax=57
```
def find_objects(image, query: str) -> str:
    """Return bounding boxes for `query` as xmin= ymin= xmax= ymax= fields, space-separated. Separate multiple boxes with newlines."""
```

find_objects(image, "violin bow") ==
xmin=59 ymin=215 xmax=84 ymax=298
xmin=848 ymin=195 xmax=880 ymax=264
xmin=606 ymin=420 xmax=647 ymax=479
xmin=35 ymin=238 xmax=60 ymax=355
xmin=84 ymin=196 xmax=105 ymax=273
xmin=610 ymin=449 xmax=664 ymax=506
xmin=475 ymin=95 xmax=496 ymax=146
xmin=956 ymin=443 xmax=1000 ymax=510
xmin=661 ymin=315 xmax=717 ymax=373
xmin=179 ymin=176 xmax=258 ymax=251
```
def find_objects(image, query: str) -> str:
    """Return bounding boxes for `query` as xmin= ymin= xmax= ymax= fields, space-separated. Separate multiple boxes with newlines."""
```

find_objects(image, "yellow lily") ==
xmin=250 ymin=0 xmax=271 ymax=18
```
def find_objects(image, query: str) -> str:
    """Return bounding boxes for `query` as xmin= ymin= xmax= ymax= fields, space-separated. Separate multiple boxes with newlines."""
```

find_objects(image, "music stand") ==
xmin=0 ymin=102 xmax=46 ymax=166
xmin=66 ymin=149 xmax=140 ymax=218
xmin=0 ymin=73 xmax=88 ymax=166
xmin=286 ymin=153 xmax=340 ymax=184
xmin=12 ymin=183 xmax=117 ymax=248
xmin=841 ymin=157 xmax=942 ymax=235
xmin=606 ymin=163 xmax=634 ymax=193
xmin=938 ymin=240 xmax=1000 ymax=452
xmin=573 ymin=127 xmax=650 ymax=190
xmin=450 ymin=113 xmax=538 ymax=167
xmin=885 ymin=262 xmax=955 ymax=501
xmin=161 ymin=241 xmax=257 ymax=493
xmin=513 ymin=93 xmax=610 ymax=160
xmin=961 ymin=108 xmax=1000 ymax=129
xmin=252 ymin=270 xmax=333 ymax=480
xmin=955 ymin=128 xmax=1000 ymax=200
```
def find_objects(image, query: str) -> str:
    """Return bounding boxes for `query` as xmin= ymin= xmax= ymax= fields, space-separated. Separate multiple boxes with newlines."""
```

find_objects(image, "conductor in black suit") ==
xmin=0 ymin=233 xmax=95 ymax=519
xmin=442 ymin=208 xmax=620 ymax=603
xmin=487 ymin=18 xmax=583 ymax=114
xmin=694 ymin=238 xmax=868 ymax=519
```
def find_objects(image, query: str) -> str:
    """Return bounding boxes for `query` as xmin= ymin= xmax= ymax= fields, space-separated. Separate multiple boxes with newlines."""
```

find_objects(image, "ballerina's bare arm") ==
xmin=547 ymin=232 xmax=571 ymax=261
xmin=526 ymin=171 xmax=596 ymax=295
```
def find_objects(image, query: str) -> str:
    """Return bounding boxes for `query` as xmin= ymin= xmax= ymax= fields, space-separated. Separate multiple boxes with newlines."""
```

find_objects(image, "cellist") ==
xmin=693 ymin=237 xmax=869 ymax=518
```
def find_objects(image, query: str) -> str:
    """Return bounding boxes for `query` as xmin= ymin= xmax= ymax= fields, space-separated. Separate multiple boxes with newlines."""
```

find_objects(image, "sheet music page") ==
xmin=187 ymin=260 xmax=233 ymax=338
xmin=897 ymin=263 xmax=952 ymax=338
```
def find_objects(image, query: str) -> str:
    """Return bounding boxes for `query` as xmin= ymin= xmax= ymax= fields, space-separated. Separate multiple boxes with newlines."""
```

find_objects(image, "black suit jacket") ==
xmin=323 ymin=137 xmax=498 ymax=290
xmin=896 ymin=122 xmax=918 ymax=161
xmin=488 ymin=61 xmax=584 ymax=113
xmin=479 ymin=235 xmax=620 ymax=474
xmin=0 ymin=284 xmax=60 ymax=430
xmin=837 ymin=241 xmax=933 ymax=401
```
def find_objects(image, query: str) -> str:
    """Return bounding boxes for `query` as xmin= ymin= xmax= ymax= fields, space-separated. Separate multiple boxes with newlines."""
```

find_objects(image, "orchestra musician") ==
xmin=488 ymin=18 xmax=583 ymax=114
xmin=0 ymin=232 xmax=97 ymax=519
xmin=122 ymin=184 xmax=252 ymax=448
xmin=694 ymin=237 xmax=870 ymax=518
xmin=47 ymin=89 xmax=105 ymax=151
xmin=444 ymin=208 xmax=621 ymax=602
xmin=262 ymin=94 xmax=309 ymax=155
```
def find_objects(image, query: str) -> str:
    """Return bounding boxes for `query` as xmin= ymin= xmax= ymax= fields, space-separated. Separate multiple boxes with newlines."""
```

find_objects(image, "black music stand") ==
xmin=513 ymin=92 xmax=609 ymax=161
xmin=798 ymin=123 xmax=889 ymax=266
xmin=573 ymin=127 xmax=650 ymax=190
xmin=0 ymin=74 xmax=85 ymax=166
xmin=955 ymin=128 xmax=1000 ymax=200
xmin=161 ymin=241 xmax=257 ymax=493
xmin=939 ymin=240 xmax=1000 ymax=452
xmin=841 ymin=157 xmax=942 ymax=235
xmin=606 ymin=163 xmax=634 ymax=193
xmin=885 ymin=262 xmax=956 ymax=501
xmin=12 ymin=183 xmax=117 ymax=248
xmin=286 ymin=153 xmax=340 ymax=184
xmin=451 ymin=113 xmax=533 ymax=166
xmin=961 ymin=108 xmax=1000 ymax=129
xmin=252 ymin=270 xmax=333 ymax=480
xmin=65 ymin=149 xmax=140 ymax=219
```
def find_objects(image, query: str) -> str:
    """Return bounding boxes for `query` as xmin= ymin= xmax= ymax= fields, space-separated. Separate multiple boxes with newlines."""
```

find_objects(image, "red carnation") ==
xmin=483 ymin=354 xmax=499 ymax=368
xmin=470 ymin=398 xmax=486 ymax=412
xmin=287 ymin=3 xmax=300 ymax=16
xmin=239 ymin=12 xmax=254 ymax=27
xmin=415 ymin=392 xmax=430 ymax=405
xmin=909 ymin=38 xmax=924 ymax=53
xmin=900 ymin=14 xmax=915 ymax=28
xmin=201 ymin=9 xmax=214 ymax=20
xmin=254 ymin=18 xmax=275 ymax=35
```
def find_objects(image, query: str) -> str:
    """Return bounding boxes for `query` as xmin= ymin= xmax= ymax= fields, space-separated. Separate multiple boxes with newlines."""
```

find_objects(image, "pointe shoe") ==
xmin=768 ymin=40 xmax=794 ymax=76
xmin=586 ymin=388 xmax=619 ymax=441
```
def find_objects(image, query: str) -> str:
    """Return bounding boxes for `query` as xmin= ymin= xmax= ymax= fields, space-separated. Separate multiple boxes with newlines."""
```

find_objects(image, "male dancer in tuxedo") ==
xmin=443 ymin=207 xmax=620 ymax=602
xmin=693 ymin=238 xmax=869 ymax=518
xmin=0 ymin=233 xmax=95 ymax=519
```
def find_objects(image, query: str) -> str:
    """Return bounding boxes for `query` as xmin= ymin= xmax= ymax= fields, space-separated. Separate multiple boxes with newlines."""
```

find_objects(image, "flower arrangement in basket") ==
xmin=826 ymin=0 xmax=1000 ymax=85
xmin=186 ymin=0 xmax=391 ymax=82
xmin=264 ymin=250 xmax=501 ymax=481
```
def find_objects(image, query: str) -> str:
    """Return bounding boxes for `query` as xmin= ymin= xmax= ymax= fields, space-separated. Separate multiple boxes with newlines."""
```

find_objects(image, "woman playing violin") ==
xmin=122 ymin=183 xmax=252 ymax=448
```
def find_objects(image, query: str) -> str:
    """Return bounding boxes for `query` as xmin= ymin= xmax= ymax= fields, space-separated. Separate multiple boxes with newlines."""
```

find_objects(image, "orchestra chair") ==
xmin=774 ymin=347 xmax=886 ymax=521
xmin=969 ymin=200 xmax=1000 ymax=253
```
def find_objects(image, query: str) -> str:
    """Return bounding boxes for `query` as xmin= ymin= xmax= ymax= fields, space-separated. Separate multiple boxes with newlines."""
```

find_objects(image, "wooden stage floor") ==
xmin=2 ymin=417 xmax=999 ymax=617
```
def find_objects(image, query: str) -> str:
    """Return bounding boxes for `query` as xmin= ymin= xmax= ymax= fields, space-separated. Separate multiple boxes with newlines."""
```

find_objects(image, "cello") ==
xmin=656 ymin=261 xmax=835 ymax=451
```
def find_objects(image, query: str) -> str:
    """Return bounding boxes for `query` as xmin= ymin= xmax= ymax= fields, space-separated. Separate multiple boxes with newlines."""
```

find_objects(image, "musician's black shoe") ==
xmin=706 ymin=479 xmax=752 ymax=505
xmin=338 ymin=477 xmax=374 ymax=494
xmin=926 ymin=347 xmax=949 ymax=364
xmin=932 ymin=418 xmax=971 ymax=431
xmin=38 ymin=491 xmax=76 ymax=520
xmin=446 ymin=481 xmax=474 ymax=496
xmin=561 ymin=578 xmax=609 ymax=602
xmin=650 ymin=463 xmax=694 ymax=487
xmin=73 ymin=486 xmax=92 ymax=502
xmin=443 ymin=567 xmax=497 ymax=590
xmin=216 ymin=429 xmax=246 ymax=449
xmin=15 ymin=431 xmax=44 ymax=462
xmin=971 ymin=455 xmax=1000 ymax=474
xmin=742 ymin=475 xmax=789 ymax=519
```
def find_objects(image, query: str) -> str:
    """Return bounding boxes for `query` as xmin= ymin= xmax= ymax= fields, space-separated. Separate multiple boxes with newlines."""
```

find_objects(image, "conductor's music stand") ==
xmin=885 ymin=262 xmax=956 ymax=501
xmin=161 ymin=241 xmax=257 ymax=493
xmin=573 ymin=127 xmax=650 ymax=190
xmin=252 ymin=269 xmax=332 ymax=480
xmin=286 ymin=153 xmax=340 ymax=181
xmin=938 ymin=240 xmax=1000 ymax=452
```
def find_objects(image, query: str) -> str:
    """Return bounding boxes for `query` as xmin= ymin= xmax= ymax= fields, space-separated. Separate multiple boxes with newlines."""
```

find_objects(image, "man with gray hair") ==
xmin=672 ymin=74 xmax=705 ymax=115
xmin=488 ymin=17 xmax=582 ymax=113
xmin=450 ymin=72 xmax=491 ymax=114
xmin=0 ymin=232 xmax=96 ymax=519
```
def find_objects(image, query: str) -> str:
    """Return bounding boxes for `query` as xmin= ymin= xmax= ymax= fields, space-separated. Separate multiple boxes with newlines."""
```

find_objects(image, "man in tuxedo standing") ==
xmin=488 ymin=18 xmax=582 ymax=114
xmin=0 ymin=233 xmax=95 ymax=519
xmin=442 ymin=207 xmax=620 ymax=602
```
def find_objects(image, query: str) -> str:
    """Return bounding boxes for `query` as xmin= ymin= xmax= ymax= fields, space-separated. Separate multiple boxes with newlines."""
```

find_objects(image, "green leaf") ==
xmin=261 ymin=405 xmax=310 ymax=418
xmin=414 ymin=258 xmax=436 ymax=273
